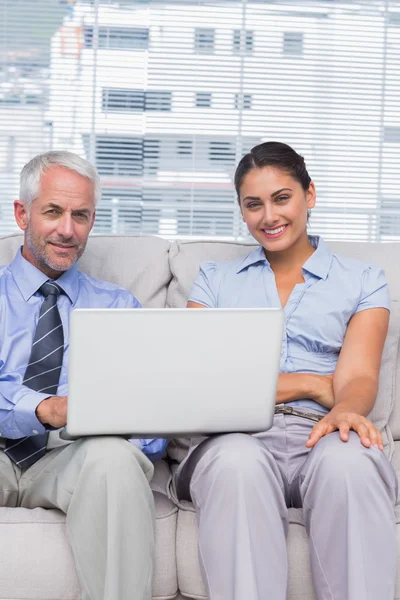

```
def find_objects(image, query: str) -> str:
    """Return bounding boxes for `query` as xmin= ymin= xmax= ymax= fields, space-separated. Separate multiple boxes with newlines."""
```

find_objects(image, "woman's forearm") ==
xmin=333 ymin=376 xmax=378 ymax=416
xmin=276 ymin=373 xmax=334 ymax=408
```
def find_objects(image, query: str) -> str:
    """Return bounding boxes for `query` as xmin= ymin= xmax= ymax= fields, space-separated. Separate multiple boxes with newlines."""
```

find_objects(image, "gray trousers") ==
xmin=0 ymin=437 xmax=155 ymax=600
xmin=175 ymin=413 xmax=398 ymax=600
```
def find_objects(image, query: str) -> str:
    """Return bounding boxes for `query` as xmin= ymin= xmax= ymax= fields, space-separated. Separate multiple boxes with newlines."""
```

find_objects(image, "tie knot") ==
xmin=39 ymin=281 xmax=62 ymax=298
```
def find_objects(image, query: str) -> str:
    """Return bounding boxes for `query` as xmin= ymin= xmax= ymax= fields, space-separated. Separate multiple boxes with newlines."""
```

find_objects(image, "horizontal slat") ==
xmin=0 ymin=0 xmax=399 ymax=240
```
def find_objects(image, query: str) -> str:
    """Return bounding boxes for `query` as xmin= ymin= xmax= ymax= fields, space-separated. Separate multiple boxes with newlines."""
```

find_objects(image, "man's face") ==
xmin=14 ymin=166 xmax=96 ymax=279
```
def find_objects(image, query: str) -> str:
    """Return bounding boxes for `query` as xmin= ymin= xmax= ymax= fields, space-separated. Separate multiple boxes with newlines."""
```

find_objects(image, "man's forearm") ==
xmin=333 ymin=376 xmax=378 ymax=416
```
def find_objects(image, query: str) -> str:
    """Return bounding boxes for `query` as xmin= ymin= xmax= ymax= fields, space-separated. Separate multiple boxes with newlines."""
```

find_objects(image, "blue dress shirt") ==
xmin=0 ymin=249 xmax=167 ymax=460
xmin=189 ymin=236 xmax=390 ymax=414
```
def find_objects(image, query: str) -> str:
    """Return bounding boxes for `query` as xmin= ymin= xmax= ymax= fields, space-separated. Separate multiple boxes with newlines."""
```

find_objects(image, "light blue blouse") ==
xmin=188 ymin=236 xmax=390 ymax=413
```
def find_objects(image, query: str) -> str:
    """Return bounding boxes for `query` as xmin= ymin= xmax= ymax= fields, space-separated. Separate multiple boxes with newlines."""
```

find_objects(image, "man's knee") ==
xmin=76 ymin=436 xmax=153 ymax=481
xmin=0 ymin=451 xmax=19 ymax=507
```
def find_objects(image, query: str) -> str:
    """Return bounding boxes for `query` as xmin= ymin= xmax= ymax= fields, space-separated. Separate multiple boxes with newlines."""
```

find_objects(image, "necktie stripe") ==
xmin=23 ymin=365 xmax=62 ymax=385
xmin=16 ymin=445 xmax=48 ymax=466
xmin=34 ymin=305 xmax=61 ymax=337
xmin=37 ymin=384 xmax=59 ymax=393
xmin=5 ymin=281 xmax=64 ymax=468
xmin=45 ymin=283 xmax=61 ymax=292
xmin=32 ymin=324 xmax=63 ymax=347
xmin=39 ymin=304 xmax=57 ymax=320
xmin=26 ymin=344 xmax=64 ymax=369
xmin=5 ymin=437 xmax=30 ymax=451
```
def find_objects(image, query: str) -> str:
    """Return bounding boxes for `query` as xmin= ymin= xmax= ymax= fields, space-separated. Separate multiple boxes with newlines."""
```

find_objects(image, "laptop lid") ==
xmin=66 ymin=308 xmax=284 ymax=437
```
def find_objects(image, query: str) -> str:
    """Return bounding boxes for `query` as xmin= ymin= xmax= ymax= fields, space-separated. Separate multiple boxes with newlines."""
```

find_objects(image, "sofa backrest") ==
xmin=2 ymin=233 xmax=400 ymax=438
xmin=0 ymin=233 xmax=172 ymax=308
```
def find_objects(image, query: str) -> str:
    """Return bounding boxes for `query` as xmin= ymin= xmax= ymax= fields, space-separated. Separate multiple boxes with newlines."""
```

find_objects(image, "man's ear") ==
xmin=89 ymin=209 xmax=96 ymax=233
xmin=14 ymin=200 xmax=29 ymax=231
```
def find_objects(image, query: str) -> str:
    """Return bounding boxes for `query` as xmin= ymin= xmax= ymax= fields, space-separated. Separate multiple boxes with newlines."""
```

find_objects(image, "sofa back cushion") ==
xmin=168 ymin=239 xmax=400 ymax=433
xmin=0 ymin=233 xmax=172 ymax=308
xmin=167 ymin=240 xmax=257 ymax=308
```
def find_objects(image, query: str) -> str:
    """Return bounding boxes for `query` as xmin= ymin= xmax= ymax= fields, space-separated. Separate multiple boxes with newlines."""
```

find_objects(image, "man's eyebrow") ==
xmin=271 ymin=187 xmax=293 ymax=197
xmin=43 ymin=203 xmax=92 ymax=215
xmin=45 ymin=202 xmax=63 ymax=210
xmin=72 ymin=208 xmax=91 ymax=214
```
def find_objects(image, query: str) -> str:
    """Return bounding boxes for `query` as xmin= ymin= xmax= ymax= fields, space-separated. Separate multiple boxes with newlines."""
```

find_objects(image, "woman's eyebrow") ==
xmin=242 ymin=188 xmax=293 ymax=202
xmin=271 ymin=188 xmax=293 ymax=198
xmin=242 ymin=196 xmax=261 ymax=202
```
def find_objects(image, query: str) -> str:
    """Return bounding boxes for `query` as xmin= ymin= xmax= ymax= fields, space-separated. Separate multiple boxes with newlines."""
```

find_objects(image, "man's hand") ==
xmin=36 ymin=396 xmax=68 ymax=428
xmin=306 ymin=407 xmax=383 ymax=450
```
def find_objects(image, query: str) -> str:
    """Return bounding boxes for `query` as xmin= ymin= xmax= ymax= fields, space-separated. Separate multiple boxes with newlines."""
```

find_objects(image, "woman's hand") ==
xmin=306 ymin=407 xmax=383 ymax=450
xmin=310 ymin=374 xmax=334 ymax=409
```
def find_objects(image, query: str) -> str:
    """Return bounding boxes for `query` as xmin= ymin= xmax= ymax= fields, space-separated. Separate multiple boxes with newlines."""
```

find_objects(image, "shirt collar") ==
xmin=10 ymin=247 xmax=79 ymax=303
xmin=236 ymin=245 xmax=268 ymax=273
xmin=236 ymin=235 xmax=332 ymax=280
xmin=302 ymin=236 xmax=332 ymax=280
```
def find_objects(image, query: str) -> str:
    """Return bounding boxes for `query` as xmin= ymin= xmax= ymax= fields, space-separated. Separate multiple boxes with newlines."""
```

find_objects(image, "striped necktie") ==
xmin=5 ymin=281 xmax=64 ymax=468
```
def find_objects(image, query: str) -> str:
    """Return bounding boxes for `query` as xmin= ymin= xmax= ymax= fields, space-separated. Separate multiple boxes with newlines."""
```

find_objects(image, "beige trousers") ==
xmin=175 ymin=413 xmax=398 ymax=600
xmin=0 ymin=436 xmax=155 ymax=600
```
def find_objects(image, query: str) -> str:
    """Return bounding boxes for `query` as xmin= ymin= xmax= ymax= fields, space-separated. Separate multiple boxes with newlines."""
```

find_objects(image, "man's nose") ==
xmin=57 ymin=213 xmax=74 ymax=238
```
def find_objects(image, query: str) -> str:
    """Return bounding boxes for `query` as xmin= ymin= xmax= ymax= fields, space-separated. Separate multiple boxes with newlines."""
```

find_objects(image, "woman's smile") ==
xmin=261 ymin=224 xmax=290 ymax=239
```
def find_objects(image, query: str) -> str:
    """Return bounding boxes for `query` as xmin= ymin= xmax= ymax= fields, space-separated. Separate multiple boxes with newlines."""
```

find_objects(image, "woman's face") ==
xmin=239 ymin=166 xmax=316 ymax=253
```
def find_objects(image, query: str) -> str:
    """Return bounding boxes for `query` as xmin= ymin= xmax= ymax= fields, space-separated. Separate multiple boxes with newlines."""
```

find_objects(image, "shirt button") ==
xmin=32 ymin=430 xmax=38 ymax=435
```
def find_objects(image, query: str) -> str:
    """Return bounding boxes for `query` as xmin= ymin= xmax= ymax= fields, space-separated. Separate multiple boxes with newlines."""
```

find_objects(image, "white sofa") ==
xmin=1 ymin=232 xmax=400 ymax=600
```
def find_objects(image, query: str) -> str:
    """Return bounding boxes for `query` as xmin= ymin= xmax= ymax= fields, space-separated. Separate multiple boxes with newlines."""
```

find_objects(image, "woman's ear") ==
xmin=306 ymin=182 xmax=316 ymax=210
xmin=238 ymin=198 xmax=246 ymax=222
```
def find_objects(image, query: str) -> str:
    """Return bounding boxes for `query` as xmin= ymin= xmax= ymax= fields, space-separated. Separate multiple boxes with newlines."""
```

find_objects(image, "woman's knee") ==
xmin=191 ymin=433 xmax=276 ymax=486
xmin=307 ymin=431 xmax=395 ymax=491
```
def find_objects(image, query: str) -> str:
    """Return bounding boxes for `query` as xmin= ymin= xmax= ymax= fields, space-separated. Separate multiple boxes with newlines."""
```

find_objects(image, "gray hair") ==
xmin=20 ymin=150 xmax=101 ymax=209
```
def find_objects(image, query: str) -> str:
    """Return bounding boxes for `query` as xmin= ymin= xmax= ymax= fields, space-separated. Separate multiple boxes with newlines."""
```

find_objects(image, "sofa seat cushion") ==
xmin=176 ymin=502 xmax=400 ymax=600
xmin=0 ymin=488 xmax=178 ymax=600
xmin=0 ymin=507 xmax=80 ymax=600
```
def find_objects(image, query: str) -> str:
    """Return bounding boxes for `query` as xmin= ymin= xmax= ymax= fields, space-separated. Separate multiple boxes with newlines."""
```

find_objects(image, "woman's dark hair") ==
xmin=234 ymin=141 xmax=311 ymax=202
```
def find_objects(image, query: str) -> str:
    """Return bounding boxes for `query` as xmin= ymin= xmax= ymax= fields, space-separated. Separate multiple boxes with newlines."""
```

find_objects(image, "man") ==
xmin=0 ymin=151 xmax=164 ymax=600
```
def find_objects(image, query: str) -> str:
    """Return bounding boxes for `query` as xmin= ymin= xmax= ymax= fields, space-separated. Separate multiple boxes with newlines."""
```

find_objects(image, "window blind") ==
xmin=0 ymin=0 xmax=399 ymax=241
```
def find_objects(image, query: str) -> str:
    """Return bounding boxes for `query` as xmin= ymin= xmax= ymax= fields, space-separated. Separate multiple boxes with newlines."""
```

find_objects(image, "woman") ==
xmin=174 ymin=142 xmax=397 ymax=600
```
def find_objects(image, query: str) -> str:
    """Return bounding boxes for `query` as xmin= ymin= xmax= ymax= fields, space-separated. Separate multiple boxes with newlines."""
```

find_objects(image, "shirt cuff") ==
xmin=13 ymin=390 xmax=50 ymax=437
xmin=187 ymin=297 xmax=212 ymax=308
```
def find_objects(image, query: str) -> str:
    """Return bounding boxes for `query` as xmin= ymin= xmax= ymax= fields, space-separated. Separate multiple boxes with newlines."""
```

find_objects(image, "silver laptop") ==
xmin=65 ymin=308 xmax=284 ymax=438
